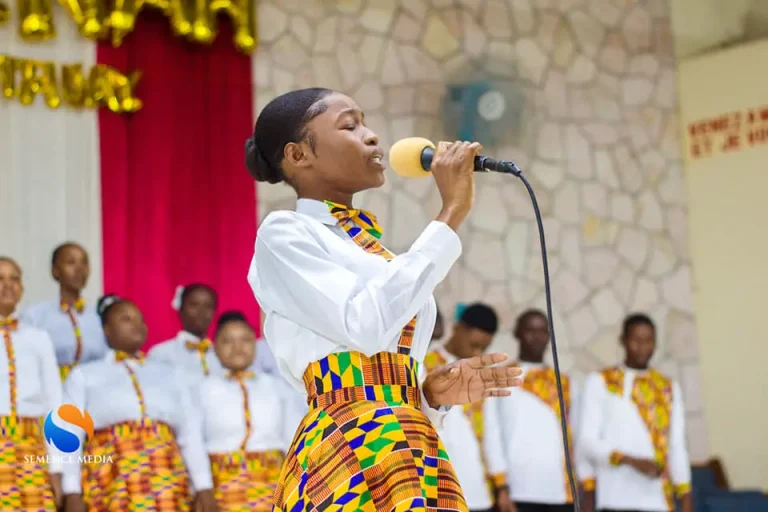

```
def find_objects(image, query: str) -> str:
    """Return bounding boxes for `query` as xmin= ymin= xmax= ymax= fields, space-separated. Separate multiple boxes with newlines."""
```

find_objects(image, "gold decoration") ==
xmin=16 ymin=58 xmax=60 ymax=107
xmin=58 ymin=0 xmax=107 ymax=39
xmin=0 ymin=55 xmax=14 ymax=98
xmin=0 ymin=0 xmax=10 ymax=24
xmin=0 ymin=54 xmax=141 ymax=113
xmin=4 ymin=0 xmax=256 ymax=53
xmin=17 ymin=0 xmax=55 ymax=41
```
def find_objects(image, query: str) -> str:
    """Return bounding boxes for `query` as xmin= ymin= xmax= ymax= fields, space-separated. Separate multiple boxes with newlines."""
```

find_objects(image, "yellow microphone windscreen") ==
xmin=388 ymin=137 xmax=434 ymax=178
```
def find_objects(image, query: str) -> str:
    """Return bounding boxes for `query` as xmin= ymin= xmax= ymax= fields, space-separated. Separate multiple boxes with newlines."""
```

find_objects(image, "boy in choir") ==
xmin=578 ymin=314 xmax=692 ymax=512
xmin=196 ymin=311 xmax=302 ymax=511
xmin=423 ymin=303 xmax=512 ymax=512
xmin=484 ymin=309 xmax=580 ymax=512
xmin=148 ymin=283 xmax=224 ymax=384
xmin=62 ymin=295 xmax=216 ymax=512
xmin=23 ymin=242 xmax=108 ymax=380
xmin=0 ymin=257 xmax=63 ymax=511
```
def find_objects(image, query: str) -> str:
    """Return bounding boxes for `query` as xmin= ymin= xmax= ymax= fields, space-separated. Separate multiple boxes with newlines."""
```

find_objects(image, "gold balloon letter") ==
xmin=16 ymin=59 xmax=61 ymax=108
xmin=0 ymin=55 xmax=16 ymax=99
xmin=108 ymin=0 xmax=140 ymax=46
xmin=0 ymin=0 xmax=10 ymax=25
xmin=17 ymin=0 xmax=56 ymax=41
xmin=109 ymin=68 xmax=142 ymax=113
xmin=61 ymin=64 xmax=86 ymax=107
xmin=188 ymin=0 xmax=255 ymax=52
xmin=58 ymin=0 xmax=107 ymax=39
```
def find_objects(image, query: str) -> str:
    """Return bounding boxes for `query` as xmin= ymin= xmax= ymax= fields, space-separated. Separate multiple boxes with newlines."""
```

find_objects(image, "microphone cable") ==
xmin=494 ymin=160 xmax=581 ymax=512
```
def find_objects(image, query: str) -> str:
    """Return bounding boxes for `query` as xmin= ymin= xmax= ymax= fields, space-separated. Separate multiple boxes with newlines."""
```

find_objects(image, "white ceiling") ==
xmin=671 ymin=0 xmax=768 ymax=59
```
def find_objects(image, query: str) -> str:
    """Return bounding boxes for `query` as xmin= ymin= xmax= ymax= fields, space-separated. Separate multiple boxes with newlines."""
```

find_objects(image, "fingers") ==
xmin=466 ymin=352 xmax=510 ymax=369
xmin=484 ymin=388 xmax=512 ymax=398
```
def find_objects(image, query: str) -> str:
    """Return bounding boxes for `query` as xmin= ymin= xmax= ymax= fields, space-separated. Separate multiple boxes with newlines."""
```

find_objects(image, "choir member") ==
xmin=484 ymin=309 xmax=580 ymax=512
xmin=577 ymin=314 xmax=692 ymax=512
xmin=0 ymin=257 xmax=63 ymax=511
xmin=22 ymin=243 xmax=108 ymax=380
xmin=148 ymin=284 xmax=224 ymax=385
xmin=196 ymin=311 xmax=299 ymax=511
xmin=62 ymin=295 xmax=216 ymax=512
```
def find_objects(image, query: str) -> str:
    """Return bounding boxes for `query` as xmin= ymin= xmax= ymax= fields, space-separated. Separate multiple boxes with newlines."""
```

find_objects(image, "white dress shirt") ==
xmin=194 ymin=373 xmax=301 ymax=454
xmin=0 ymin=319 xmax=63 ymax=473
xmin=248 ymin=198 xmax=461 ymax=427
xmin=148 ymin=330 xmax=225 ymax=387
xmin=484 ymin=362 xmax=579 ymax=505
xmin=22 ymin=300 xmax=108 ymax=367
xmin=61 ymin=352 xmax=214 ymax=494
xmin=578 ymin=367 xmax=691 ymax=511
xmin=432 ymin=348 xmax=505 ymax=510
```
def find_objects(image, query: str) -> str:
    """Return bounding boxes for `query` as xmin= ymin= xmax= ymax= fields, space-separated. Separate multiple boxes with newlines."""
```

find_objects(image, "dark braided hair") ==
xmin=245 ymin=88 xmax=335 ymax=184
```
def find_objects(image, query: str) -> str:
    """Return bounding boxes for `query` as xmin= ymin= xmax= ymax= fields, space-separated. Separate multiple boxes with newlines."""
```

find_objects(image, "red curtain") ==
xmin=97 ymin=13 xmax=258 ymax=348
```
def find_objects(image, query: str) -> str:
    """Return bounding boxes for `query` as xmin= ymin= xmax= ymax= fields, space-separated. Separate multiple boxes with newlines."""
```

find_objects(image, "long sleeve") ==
xmin=60 ymin=369 xmax=87 ymax=494
xmin=171 ymin=373 xmax=213 ymax=491
xmin=251 ymin=213 xmax=461 ymax=354
xmin=37 ymin=332 xmax=64 ymax=474
xmin=578 ymin=373 xmax=615 ymax=467
xmin=668 ymin=382 xmax=691 ymax=494
xmin=482 ymin=398 xmax=508 ymax=485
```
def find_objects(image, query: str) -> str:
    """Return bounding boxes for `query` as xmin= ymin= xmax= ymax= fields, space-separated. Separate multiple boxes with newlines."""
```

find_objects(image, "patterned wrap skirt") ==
xmin=210 ymin=449 xmax=284 ymax=511
xmin=273 ymin=351 xmax=468 ymax=512
xmin=81 ymin=419 xmax=191 ymax=511
xmin=0 ymin=416 xmax=56 ymax=511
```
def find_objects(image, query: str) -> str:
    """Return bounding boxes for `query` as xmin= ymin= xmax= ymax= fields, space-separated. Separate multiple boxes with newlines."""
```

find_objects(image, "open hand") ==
xmin=422 ymin=353 xmax=523 ymax=407
xmin=626 ymin=456 xmax=662 ymax=478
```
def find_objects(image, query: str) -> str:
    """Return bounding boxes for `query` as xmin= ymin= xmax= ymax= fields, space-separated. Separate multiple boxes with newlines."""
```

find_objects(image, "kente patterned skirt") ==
xmin=210 ymin=449 xmax=284 ymax=511
xmin=81 ymin=419 xmax=191 ymax=511
xmin=273 ymin=351 xmax=468 ymax=512
xmin=0 ymin=416 xmax=56 ymax=511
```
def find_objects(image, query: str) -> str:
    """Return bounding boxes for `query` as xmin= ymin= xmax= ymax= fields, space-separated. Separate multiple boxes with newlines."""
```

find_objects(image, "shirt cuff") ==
xmin=62 ymin=470 xmax=81 ymax=494
xmin=410 ymin=221 xmax=462 ymax=281
xmin=47 ymin=458 xmax=63 ymax=474
xmin=675 ymin=483 xmax=692 ymax=496
xmin=189 ymin=468 xmax=214 ymax=492
xmin=420 ymin=387 xmax=451 ymax=429
xmin=609 ymin=451 xmax=624 ymax=465
xmin=489 ymin=472 xmax=508 ymax=490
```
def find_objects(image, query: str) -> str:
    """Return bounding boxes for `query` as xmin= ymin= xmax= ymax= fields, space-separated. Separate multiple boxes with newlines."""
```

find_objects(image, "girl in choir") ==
xmin=62 ymin=294 xmax=217 ymax=512
xmin=0 ymin=257 xmax=63 ymax=511
xmin=196 ymin=311 xmax=300 ymax=511
xmin=148 ymin=284 xmax=223 ymax=385
xmin=23 ymin=243 xmax=108 ymax=380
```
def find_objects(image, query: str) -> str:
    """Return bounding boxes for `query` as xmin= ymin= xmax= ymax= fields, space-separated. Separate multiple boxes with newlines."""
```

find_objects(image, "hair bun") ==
xmin=244 ymin=136 xmax=282 ymax=184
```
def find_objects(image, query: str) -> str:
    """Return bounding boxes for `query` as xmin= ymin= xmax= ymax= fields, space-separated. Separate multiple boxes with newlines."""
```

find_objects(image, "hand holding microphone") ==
xmin=389 ymin=138 xmax=482 ymax=231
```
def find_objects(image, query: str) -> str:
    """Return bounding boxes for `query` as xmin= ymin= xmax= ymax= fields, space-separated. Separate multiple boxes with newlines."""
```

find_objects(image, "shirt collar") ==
xmin=296 ymin=198 xmax=339 ymax=226
xmin=178 ymin=330 xmax=201 ymax=343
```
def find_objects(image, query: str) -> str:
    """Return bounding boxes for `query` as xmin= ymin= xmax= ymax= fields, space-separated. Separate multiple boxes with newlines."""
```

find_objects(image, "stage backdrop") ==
xmin=1 ymin=6 xmax=257 ymax=345
xmin=678 ymin=39 xmax=768 ymax=488
xmin=252 ymin=0 xmax=707 ymax=460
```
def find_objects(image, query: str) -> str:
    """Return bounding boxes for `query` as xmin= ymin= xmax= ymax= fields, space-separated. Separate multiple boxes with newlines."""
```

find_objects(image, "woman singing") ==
xmin=245 ymin=88 xmax=523 ymax=511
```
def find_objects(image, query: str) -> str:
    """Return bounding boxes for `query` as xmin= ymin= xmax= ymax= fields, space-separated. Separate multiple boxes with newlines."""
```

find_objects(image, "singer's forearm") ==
xmin=436 ymin=205 xmax=468 ymax=232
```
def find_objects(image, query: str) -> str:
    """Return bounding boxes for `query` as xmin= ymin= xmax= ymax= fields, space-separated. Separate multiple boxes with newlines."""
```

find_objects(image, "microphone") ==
xmin=388 ymin=137 xmax=521 ymax=178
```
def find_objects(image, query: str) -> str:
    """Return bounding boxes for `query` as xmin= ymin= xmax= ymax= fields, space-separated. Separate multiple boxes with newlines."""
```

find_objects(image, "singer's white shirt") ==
xmin=484 ymin=362 xmax=583 ymax=505
xmin=248 ymin=198 xmax=461 ymax=427
xmin=578 ymin=367 xmax=690 ymax=511
xmin=431 ymin=348 xmax=505 ymax=510
xmin=0 ymin=319 xmax=63 ymax=473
